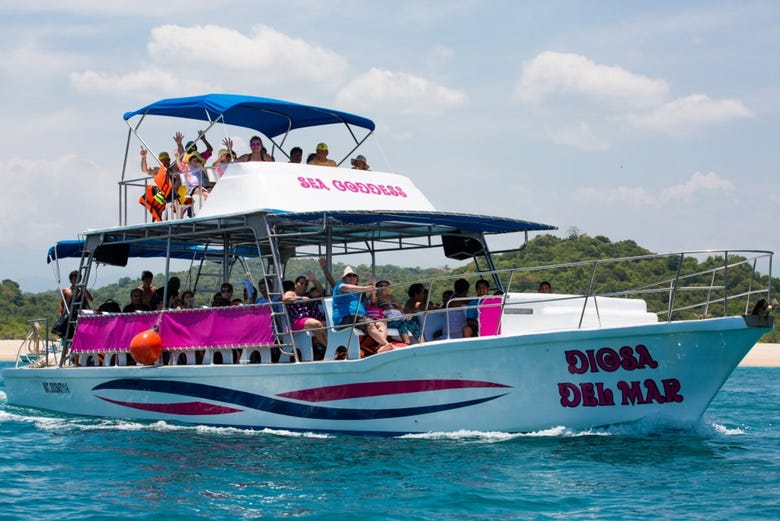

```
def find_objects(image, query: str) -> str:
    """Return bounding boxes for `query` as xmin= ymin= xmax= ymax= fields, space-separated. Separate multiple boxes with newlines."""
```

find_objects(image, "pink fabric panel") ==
xmin=72 ymin=313 xmax=158 ymax=352
xmin=159 ymin=305 xmax=274 ymax=348
xmin=71 ymin=305 xmax=274 ymax=352
xmin=479 ymin=297 xmax=503 ymax=336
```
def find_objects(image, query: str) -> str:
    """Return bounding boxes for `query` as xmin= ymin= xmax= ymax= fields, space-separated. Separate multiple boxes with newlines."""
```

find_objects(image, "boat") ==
xmin=2 ymin=93 xmax=775 ymax=435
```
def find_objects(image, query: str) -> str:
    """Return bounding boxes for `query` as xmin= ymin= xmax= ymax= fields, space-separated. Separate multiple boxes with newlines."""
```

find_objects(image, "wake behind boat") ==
xmin=3 ymin=94 xmax=775 ymax=435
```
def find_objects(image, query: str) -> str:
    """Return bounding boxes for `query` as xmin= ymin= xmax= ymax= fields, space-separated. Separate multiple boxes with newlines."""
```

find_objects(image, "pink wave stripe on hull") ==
xmin=98 ymin=396 xmax=242 ymax=415
xmin=277 ymin=379 xmax=512 ymax=402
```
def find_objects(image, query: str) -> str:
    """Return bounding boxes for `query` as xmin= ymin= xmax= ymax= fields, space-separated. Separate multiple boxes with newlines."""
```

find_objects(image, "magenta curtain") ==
xmin=71 ymin=305 xmax=275 ymax=352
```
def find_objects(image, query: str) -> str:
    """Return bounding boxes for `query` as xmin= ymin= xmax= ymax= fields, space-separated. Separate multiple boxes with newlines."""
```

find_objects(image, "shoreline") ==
xmin=0 ymin=339 xmax=777 ymax=366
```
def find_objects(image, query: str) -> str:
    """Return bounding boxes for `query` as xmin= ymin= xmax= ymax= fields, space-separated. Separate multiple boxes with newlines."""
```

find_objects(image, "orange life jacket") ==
xmin=138 ymin=166 xmax=173 ymax=221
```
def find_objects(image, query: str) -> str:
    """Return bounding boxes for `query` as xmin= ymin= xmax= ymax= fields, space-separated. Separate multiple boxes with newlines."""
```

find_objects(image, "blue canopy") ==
xmin=47 ymin=239 xmax=258 ymax=263
xmin=47 ymin=211 xmax=555 ymax=263
xmin=271 ymin=211 xmax=556 ymax=235
xmin=123 ymin=94 xmax=375 ymax=138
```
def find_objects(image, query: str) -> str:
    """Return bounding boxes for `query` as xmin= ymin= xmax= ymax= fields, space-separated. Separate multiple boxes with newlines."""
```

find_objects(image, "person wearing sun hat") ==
xmin=174 ymin=129 xmax=213 ymax=162
xmin=139 ymin=147 xmax=175 ymax=176
xmin=175 ymin=151 xmax=209 ymax=213
xmin=331 ymin=266 xmax=395 ymax=350
xmin=350 ymin=154 xmax=370 ymax=171
xmin=309 ymin=142 xmax=337 ymax=167
xmin=211 ymin=137 xmax=236 ymax=181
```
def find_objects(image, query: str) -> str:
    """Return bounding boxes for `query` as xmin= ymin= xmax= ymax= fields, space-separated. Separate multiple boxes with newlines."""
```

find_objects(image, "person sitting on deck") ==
xmin=212 ymin=283 xmax=234 ymax=307
xmin=289 ymin=146 xmax=303 ymax=163
xmin=405 ymin=283 xmax=437 ymax=314
xmin=140 ymin=148 xmax=177 ymax=176
xmin=350 ymin=154 xmax=370 ymax=171
xmin=151 ymin=276 xmax=181 ymax=310
xmin=464 ymin=279 xmax=490 ymax=337
xmin=237 ymin=136 xmax=273 ymax=162
xmin=123 ymin=288 xmax=151 ymax=312
xmin=181 ymin=290 xmax=194 ymax=309
xmin=175 ymin=130 xmax=213 ymax=162
xmin=283 ymin=277 xmax=328 ymax=355
xmin=58 ymin=270 xmax=94 ymax=315
xmin=254 ymin=278 xmax=276 ymax=304
xmin=210 ymin=138 xmax=235 ymax=182
xmin=372 ymin=279 xmax=420 ymax=344
xmin=448 ymin=279 xmax=470 ymax=308
xmin=293 ymin=271 xmax=325 ymax=300
xmin=176 ymin=152 xmax=210 ymax=214
xmin=331 ymin=266 xmax=392 ymax=349
xmin=308 ymin=142 xmax=337 ymax=167
xmin=443 ymin=279 xmax=470 ymax=339
xmin=441 ymin=289 xmax=454 ymax=308
xmin=138 ymin=270 xmax=156 ymax=307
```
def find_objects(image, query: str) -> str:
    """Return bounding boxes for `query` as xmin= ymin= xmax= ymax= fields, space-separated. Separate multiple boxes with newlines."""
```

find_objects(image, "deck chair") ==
xmin=478 ymin=297 xmax=503 ymax=336
xmin=420 ymin=309 xmax=446 ymax=341
xmin=322 ymin=298 xmax=362 ymax=360
xmin=444 ymin=307 xmax=467 ymax=339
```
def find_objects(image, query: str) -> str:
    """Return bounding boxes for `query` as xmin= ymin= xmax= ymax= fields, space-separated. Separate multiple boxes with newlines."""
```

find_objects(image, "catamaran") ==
xmin=3 ymin=94 xmax=774 ymax=435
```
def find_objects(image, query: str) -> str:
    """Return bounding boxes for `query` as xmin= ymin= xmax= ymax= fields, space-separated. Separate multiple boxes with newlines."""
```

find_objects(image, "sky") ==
xmin=1 ymin=0 xmax=778 ymax=292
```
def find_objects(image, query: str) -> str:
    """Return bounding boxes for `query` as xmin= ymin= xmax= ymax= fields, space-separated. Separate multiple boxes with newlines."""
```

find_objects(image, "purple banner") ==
xmin=71 ymin=305 xmax=275 ymax=352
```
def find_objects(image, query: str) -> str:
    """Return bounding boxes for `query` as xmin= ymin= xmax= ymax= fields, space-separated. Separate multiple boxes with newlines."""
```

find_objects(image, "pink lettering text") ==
xmin=558 ymin=378 xmax=682 ymax=408
xmin=565 ymin=344 xmax=658 ymax=375
xmin=330 ymin=179 xmax=408 ymax=198
xmin=297 ymin=176 xmax=331 ymax=191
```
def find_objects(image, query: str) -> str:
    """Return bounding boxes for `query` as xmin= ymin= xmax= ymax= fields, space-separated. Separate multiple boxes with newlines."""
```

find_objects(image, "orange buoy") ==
xmin=129 ymin=328 xmax=163 ymax=365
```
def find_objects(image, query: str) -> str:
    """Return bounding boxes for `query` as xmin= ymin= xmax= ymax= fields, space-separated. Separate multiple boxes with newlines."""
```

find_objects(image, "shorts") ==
xmin=291 ymin=317 xmax=313 ymax=330
xmin=339 ymin=314 xmax=371 ymax=334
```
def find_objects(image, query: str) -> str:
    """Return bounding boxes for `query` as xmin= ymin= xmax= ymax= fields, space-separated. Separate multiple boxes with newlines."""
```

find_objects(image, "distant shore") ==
xmin=0 ymin=339 xmax=777 ymax=366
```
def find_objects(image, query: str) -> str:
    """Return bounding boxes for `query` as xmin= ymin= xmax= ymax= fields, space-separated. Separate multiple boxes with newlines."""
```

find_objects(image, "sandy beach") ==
xmin=0 ymin=339 xmax=777 ymax=366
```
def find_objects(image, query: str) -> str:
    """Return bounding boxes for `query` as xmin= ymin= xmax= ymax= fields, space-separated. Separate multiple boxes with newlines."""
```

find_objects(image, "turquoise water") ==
xmin=1 ymin=362 xmax=778 ymax=520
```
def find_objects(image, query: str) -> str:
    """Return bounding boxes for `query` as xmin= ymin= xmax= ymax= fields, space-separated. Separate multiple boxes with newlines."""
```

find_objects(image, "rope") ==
xmin=25 ymin=322 xmax=43 ymax=356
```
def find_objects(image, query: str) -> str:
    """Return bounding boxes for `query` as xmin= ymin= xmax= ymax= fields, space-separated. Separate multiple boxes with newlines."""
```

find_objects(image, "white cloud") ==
xmin=660 ymin=171 xmax=735 ymax=202
xmin=515 ymin=52 xmax=754 ymax=147
xmin=515 ymin=51 xmax=669 ymax=109
xmin=149 ymin=24 xmax=348 ymax=82
xmin=70 ymin=68 xmax=211 ymax=98
xmin=576 ymin=171 xmax=735 ymax=208
xmin=627 ymin=94 xmax=754 ymax=136
xmin=336 ymin=67 xmax=466 ymax=115
xmin=547 ymin=122 xmax=610 ymax=151
xmin=69 ymin=24 xmax=349 ymax=98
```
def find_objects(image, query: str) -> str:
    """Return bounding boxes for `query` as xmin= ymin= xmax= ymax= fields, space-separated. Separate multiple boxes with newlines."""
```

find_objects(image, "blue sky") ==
xmin=1 ymin=1 xmax=778 ymax=291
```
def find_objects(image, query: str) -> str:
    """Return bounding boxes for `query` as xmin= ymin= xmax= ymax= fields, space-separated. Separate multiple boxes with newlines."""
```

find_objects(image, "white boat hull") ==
xmin=3 ymin=316 xmax=768 ymax=434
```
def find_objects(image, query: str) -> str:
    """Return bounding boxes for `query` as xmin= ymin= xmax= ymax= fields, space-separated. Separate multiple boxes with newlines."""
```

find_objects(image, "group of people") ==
xmin=57 ymin=261 xmax=556 ymax=360
xmin=139 ymin=133 xmax=372 ymax=215
xmin=138 ymin=132 xmax=372 ymax=220
xmin=122 ymin=272 xmax=194 ymax=312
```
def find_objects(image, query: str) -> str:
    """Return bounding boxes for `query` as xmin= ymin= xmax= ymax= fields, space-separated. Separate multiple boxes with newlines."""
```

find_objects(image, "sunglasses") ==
xmin=221 ymin=289 xmax=233 ymax=293
xmin=250 ymin=142 xmax=263 ymax=148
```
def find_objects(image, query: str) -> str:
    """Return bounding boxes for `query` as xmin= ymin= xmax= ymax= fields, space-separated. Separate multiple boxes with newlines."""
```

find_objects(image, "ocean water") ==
xmin=1 ymin=362 xmax=777 ymax=521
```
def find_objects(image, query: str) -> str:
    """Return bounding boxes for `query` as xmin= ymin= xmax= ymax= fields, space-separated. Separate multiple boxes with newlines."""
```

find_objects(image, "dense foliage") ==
xmin=2 ymin=233 xmax=777 ymax=341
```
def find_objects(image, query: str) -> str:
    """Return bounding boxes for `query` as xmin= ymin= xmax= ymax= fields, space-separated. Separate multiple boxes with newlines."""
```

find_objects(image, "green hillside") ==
xmin=2 ymin=233 xmax=777 ymax=342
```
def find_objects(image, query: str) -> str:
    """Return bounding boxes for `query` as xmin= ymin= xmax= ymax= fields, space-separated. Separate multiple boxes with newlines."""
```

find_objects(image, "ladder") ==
xmin=58 ymin=247 xmax=95 ymax=366
xmin=256 ymin=220 xmax=296 ymax=359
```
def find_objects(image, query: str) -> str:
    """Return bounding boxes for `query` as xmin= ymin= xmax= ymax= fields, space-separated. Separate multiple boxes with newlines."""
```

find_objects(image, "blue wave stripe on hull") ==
xmin=93 ymin=379 xmax=508 ymax=420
